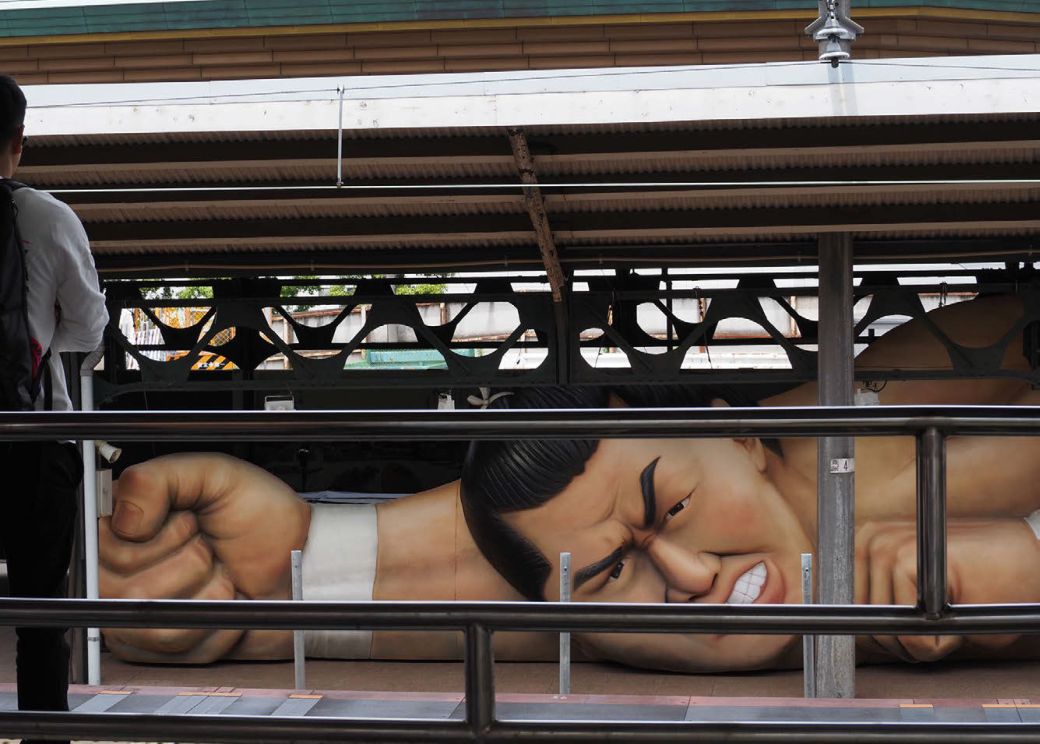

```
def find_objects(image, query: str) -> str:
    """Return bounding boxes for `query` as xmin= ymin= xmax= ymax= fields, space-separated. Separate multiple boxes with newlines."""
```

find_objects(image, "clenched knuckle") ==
xmin=896 ymin=543 xmax=916 ymax=565
xmin=150 ymin=628 xmax=195 ymax=654
xmin=99 ymin=570 xmax=124 ymax=599
xmin=119 ymin=577 xmax=152 ymax=599
xmin=185 ymin=535 xmax=214 ymax=572
xmin=114 ymin=465 xmax=150 ymax=496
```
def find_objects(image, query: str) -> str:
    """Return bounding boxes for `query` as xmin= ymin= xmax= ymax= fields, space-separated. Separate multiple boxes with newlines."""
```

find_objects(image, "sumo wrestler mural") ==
xmin=98 ymin=293 xmax=1040 ymax=672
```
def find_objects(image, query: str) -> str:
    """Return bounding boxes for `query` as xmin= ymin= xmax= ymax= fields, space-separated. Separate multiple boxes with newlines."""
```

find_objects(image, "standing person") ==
xmin=0 ymin=75 xmax=108 ymax=744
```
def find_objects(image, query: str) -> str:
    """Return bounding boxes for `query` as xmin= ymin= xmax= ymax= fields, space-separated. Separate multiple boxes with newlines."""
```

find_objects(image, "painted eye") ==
xmin=664 ymin=495 xmax=691 ymax=521
xmin=608 ymin=560 xmax=626 ymax=581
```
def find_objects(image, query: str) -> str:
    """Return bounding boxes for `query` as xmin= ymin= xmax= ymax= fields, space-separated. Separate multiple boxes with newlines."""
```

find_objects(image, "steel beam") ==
xmin=507 ymin=127 xmax=566 ymax=302
xmin=816 ymin=232 xmax=856 ymax=698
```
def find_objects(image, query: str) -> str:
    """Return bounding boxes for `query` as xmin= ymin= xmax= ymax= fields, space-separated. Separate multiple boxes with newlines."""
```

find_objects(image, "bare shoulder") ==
xmin=856 ymin=294 xmax=1025 ymax=373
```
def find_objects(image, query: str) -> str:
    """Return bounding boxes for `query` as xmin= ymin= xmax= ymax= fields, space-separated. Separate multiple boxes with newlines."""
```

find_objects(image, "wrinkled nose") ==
xmin=645 ymin=536 xmax=720 ymax=602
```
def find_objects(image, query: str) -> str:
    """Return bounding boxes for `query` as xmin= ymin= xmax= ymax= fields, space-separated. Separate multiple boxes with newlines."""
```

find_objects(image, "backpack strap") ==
xmin=1 ymin=178 xmax=47 ymax=409
xmin=41 ymin=349 xmax=52 ymax=410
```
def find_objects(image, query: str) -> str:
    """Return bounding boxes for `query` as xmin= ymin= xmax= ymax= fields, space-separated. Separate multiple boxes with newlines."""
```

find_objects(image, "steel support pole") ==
xmin=465 ymin=624 xmax=495 ymax=736
xmin=917 ymin=428 xmax=948 ymax=618
xmin=815 ymin=232 xmax=856 ymax=698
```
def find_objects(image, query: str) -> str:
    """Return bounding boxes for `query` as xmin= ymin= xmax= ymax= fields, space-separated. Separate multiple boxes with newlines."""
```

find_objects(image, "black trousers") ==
xmin=0 ymin=440 xmax=82 ymax=744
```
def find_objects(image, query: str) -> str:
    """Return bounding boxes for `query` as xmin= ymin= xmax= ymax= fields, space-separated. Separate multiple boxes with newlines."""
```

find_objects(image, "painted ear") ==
xmin=740 ymin=436 xmax=768 ymax=472
xmin=712 ymin=398 xmax=767 ymax=471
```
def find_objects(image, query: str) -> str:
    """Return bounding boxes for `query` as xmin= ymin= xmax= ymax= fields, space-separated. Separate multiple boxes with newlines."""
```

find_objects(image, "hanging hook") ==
xmin=336 ymin=85 xmax=345 ymax=188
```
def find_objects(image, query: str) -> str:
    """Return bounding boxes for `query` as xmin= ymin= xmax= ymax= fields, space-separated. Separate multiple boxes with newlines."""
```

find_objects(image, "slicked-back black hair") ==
xmin=461 ymin=384 xmax=778 ymax=601
xmin=0 ymin=76 xmax=25 ymax=147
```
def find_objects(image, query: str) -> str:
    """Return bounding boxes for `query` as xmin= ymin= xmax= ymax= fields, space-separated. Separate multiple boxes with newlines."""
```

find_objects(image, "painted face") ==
xmin=505 ymin=435 xmax=813 ymax=672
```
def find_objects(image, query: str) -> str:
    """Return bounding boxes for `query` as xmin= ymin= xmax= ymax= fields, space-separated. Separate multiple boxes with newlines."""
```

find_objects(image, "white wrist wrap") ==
xmin=300 ymin=502 xmax=378 ymax=659
xmin=1024 ymin=509 xmax=1040 ymax=540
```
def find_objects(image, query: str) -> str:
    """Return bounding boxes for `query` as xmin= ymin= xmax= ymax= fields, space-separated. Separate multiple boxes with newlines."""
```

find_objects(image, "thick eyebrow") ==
xmin=640 ymin=457 xmax=660 ymax=529
xmin=570 ymin=458 xmax=660 ymax=593
xmin=573 ymin=546 xmax=625 ymax=592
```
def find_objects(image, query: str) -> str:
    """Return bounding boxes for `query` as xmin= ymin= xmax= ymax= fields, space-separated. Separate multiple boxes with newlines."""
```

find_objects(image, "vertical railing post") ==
xmin=801 ymin=552 xmax=816 ymax=698
xmin=816 ymin=232 xmax=856 ymax=698
xmin=290 ymin=549 xmax=306 ymax=690
xmin=465 ymin=624 xmax=495 ymax=736
xmin=559 ymin=552 xmax=572 ymax=696
xmin=917 ymin=427 xmax=948 ymax=618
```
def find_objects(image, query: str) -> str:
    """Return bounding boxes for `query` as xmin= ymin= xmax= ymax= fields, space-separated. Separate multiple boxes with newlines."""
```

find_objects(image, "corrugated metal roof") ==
xmin=25 ymin=111 xmax=1039 ymax=274
xmin=75 ymin=194 xmax=527 ymax=223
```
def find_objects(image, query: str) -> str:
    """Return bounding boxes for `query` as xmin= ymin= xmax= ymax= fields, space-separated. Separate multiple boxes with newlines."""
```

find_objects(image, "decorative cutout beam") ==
xmin=508 ymin=127 xmax=566 ymax=303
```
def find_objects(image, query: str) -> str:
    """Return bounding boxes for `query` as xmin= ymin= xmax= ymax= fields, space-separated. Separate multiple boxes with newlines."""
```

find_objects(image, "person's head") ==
xmin=460 ymin=384 xmax=810 ymax=671
xmin=0 ymin=76 xmax=26 ymax=177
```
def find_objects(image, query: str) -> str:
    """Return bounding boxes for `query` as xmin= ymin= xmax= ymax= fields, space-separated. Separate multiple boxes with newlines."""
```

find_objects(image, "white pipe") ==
xmin=80 ymin=345 xmax=106 ymax=685
xmin=79 ymin=349 xmax=102 ymax=686
xmin=95 ymin=440 xmax=121 ymax=464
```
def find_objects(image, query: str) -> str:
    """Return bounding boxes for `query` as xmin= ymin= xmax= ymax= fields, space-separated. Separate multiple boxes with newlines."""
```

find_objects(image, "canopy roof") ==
xmin=21 ymin=55 xmax=1040 ymax=277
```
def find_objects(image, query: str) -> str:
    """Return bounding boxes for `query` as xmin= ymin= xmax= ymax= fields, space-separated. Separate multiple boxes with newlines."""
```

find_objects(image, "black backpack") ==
xmin=0 ymin=179 xmax=49 ymax=410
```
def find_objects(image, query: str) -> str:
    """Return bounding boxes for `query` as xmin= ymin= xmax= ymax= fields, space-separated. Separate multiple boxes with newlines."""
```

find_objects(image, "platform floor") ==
xmin=7 ymin=626 xmax=1040 ymax=699
xmin=5 ymin=625 xmax=1040 ymax=742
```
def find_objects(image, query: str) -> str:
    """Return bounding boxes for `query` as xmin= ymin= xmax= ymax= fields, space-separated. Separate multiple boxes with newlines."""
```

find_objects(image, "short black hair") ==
xmin=0 ymin=76 xmax=25 ymax=146
xmin=460 ymin=384 xmax=777 ymax=601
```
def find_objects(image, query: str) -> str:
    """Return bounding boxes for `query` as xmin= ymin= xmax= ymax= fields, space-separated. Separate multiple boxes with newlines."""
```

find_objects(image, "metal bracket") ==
xmin=805 ymin=0 xmax=864 ymax=66
xmin=95 ymin=469 xmax=113 ymax=518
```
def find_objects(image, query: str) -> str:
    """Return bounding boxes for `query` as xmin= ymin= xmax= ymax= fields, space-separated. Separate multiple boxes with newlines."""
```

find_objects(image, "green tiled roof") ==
xmin=0 ymin=0 xmax=1035 ymax=39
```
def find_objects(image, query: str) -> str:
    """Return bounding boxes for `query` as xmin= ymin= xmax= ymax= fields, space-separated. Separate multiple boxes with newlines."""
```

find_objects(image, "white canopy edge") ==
xmin=25 ymin=54 xmax=1040 ymax=136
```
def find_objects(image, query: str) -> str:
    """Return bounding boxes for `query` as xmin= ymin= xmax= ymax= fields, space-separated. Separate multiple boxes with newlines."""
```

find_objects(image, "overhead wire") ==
xmin=26 ymin=58 xmax=1040 ymax=110
xmin=27 ymin=63 xmax=817 ymax=108
xmin=41 ymin=178 xmax=1040 ymax=195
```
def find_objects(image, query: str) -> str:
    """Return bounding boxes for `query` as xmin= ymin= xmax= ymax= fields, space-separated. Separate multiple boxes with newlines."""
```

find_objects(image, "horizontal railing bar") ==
xmin=4 ymin=712 xmax=1040 ymax=744
xmin=0 ymin=406 xmax=1039 ymax=441
xmin=4 ymin=597 xmax=1040 ymax=635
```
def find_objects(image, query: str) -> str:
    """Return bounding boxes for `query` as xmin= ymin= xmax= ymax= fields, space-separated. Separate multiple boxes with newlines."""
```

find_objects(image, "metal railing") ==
xmin=2 ymin=405 xmax=1040 ymax=742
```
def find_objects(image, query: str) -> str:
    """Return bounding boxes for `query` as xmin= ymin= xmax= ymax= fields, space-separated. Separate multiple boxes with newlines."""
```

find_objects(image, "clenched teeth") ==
xmin=725 ymin=562 xmax=767 ymax=604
